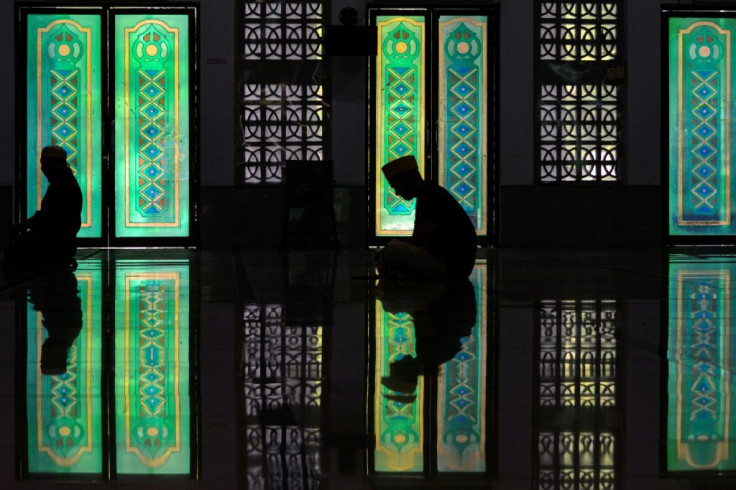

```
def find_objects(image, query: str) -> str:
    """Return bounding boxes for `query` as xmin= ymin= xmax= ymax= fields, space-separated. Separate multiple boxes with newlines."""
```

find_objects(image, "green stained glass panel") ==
xmin=375 ymin=15 xmax=425 ymax=237
xmin=26 ymin=14 xmax=103 ymax=239
xmin=114 ymin=15 xmax=190 ymax=238
xmin=437 ymin=265 xmax=487 ymax=472
xmin=667 ymin=258 xmax=736 ymax=471
xmin=438 ymin=16 xmax=488 ymax=236
xmin=669 ymin=18 xmax=736 ymax=235
xmin=374 ymin=297 xmax=424 ymax=472
xmin=114 ymin=261 xmax=190 ymax=474
xmin=26 ymin=261 xmax=103 ymax=474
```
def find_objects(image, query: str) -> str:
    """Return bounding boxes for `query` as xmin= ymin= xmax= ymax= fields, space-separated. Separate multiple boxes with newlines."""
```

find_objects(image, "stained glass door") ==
xmin=24 ymin=11 xmax=104 ymax=240
xmin=369 ymin=8 xmax=495 ymax=244
xmin=665 ymin=9 xmax=736 ymax=242
xmin=20 ymin=6 xmax=196 ymax=245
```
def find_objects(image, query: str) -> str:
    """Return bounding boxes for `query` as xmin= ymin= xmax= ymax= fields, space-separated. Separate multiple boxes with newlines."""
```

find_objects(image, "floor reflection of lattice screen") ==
xmin=535 ymin=300 xmax=619 ymax=489
xmin=242 ymin=303 xmax=323 ymax=489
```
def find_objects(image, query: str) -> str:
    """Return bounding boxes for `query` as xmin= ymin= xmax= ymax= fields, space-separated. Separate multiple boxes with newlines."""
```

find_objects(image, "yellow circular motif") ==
xmin=147 ymin=427 xmax=160 ymax=437
xmin=394 ymin=434 xmax=407 ymax=444
xmin=457 ymin=42 xmax=470 ymax=55
xmin=455 ymin=434 xmax=468 ymax=443
xmin=59 ymin=426 xmax=71 ymax=437
xmin=395 ymin=41 xmax=408 ymax=54
xmin=58 ymin=44 xmax=71 ymax=57
xmin=699 ymin=45 xmax=712 ymax=58
xmin=146 ymin=44 xmax=159 ymax=57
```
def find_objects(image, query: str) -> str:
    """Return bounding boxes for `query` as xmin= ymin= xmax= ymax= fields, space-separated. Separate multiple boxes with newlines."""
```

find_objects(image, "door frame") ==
xmin=366 ymin=4 xmax=499 ymax=247
xmin=15 ymin=3 xmax=200 ymax=248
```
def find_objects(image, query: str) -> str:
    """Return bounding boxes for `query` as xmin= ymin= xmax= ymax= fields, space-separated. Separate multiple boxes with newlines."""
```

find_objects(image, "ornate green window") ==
xmin=370 ymin=264 xmax=490 ymax=475
xmin=667 ymin=257 xmax=736 ymax=471
xmin=369 ymin=8 xmax=496 ymax=243
xmin=20 ymin=7 xmax=196 ymax=244
xmin=113 ymin=14 xmax=191 ymax=238
xmin=665 ymin=10 xmax=736 ymax=240
xmin=25 ymin=13 xmax=103 ymax=239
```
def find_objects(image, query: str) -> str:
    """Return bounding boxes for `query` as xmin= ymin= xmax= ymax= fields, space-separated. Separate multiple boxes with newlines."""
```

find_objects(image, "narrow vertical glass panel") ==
xmin=374 ymin=290 xmax=424 ymax=472
xmin=26 ymin=14 xmax=102 ymax=238
xmin=25 ymin=260 xmax=102 ymax=474
xmin=667 ymin=258 xmax=736 ymax=471
xmin=114 ymin=15 xmax=190 ymax=238
xmin=375 ymin=15 xmax=425 ymax=237
xmin=437 ymin=264 xmax=487 ymax=472
xmin=438 ymin=16 xmax=488 ymax=236
xmin=115 ymin=261 xmax=190 ymax=474
xmin=669 ymin=18 xmax=736 ymax=235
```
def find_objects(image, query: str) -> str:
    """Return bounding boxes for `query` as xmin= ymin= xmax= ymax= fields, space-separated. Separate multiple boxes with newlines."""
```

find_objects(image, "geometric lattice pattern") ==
xmin=669 ymin=19 xmax=734 ymax=235
xmin=136 ymin=70 xmax=169 ymax=216
xmin=238 ymin=1 xmax=326 ymax=184
xmin=539 ymin=84 xmax=620 ymax=182
xmin=536 ymin=299 xmax=620 ymax=488
xmin=689 ymin=71 xmax=719 ymax=212
xmin=242 ymin=1 xmax=323 ymax=60
xmin=50 ymin=68 xmax=80 ymax=176
xmin=668 ymin=262 xmax=736 ymax=471
xmin=439 ymin=16 xmax=487 ymax=235
xmin=240 ymin=84 xmax=324 ymax=184
xmin=375 ymin=15 xmax=426 ymax=235
xmin=539 ymin=300 xmax=617 ymax=408
xmin=539 ymin=1 xmax=619 ymax=62
xmin=536 ymin=1 xmax=623 ymax=183
xmin=26 ymin=14 xmax=102 ymax=238
xmin=538 ymin=431 xmax=616 ymax=489
xmin=242 ymin=304 xmax=323 ymax=488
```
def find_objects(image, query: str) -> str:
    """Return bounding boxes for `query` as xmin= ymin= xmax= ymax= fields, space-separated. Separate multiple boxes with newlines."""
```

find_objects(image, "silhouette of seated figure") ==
xmin=25 ymin=267 xmax=83 ymax=375
xmin=2 ymin=145 xmax=83 ymax=272
xmin=377 ymin=278 xmax=477 ymax=402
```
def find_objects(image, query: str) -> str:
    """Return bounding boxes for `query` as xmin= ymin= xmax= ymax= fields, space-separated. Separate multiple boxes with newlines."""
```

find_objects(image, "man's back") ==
xmin=34 ymin=167 xmax=83 ymax=239
xmin=415 ymin=183 xmax=477 ymax=278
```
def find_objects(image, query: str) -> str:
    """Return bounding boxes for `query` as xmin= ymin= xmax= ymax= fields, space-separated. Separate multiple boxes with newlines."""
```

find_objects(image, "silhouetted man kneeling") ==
xmin=2 ymin=145 xmax=82 ymax=271
xmin=376 ymin=155 xmax=477 ymax=279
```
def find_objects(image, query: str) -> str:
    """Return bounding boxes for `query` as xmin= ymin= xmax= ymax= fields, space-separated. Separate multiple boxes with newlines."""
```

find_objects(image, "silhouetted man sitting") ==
xmin=2 ymin=145 xmax=82 ymax=271
xmin=376 ymin=155 xmax=477 ymax=279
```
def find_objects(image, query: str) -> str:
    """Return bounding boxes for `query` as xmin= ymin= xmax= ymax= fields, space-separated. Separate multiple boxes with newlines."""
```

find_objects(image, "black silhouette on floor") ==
xmin=377 ymin=278 xmax=477 ymax=402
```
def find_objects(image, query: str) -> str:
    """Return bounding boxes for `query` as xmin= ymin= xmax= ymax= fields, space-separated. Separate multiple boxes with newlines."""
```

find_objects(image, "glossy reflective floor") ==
xmin=2 ymin=247 xmax=736 ymax=488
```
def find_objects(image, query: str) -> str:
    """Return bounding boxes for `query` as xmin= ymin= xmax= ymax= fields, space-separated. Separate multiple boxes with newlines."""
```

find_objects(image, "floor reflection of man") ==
xmin=26 ymin=267 xmax=83 ymax=375
xmin=377 ymin=278 xmax=477 ymax=401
